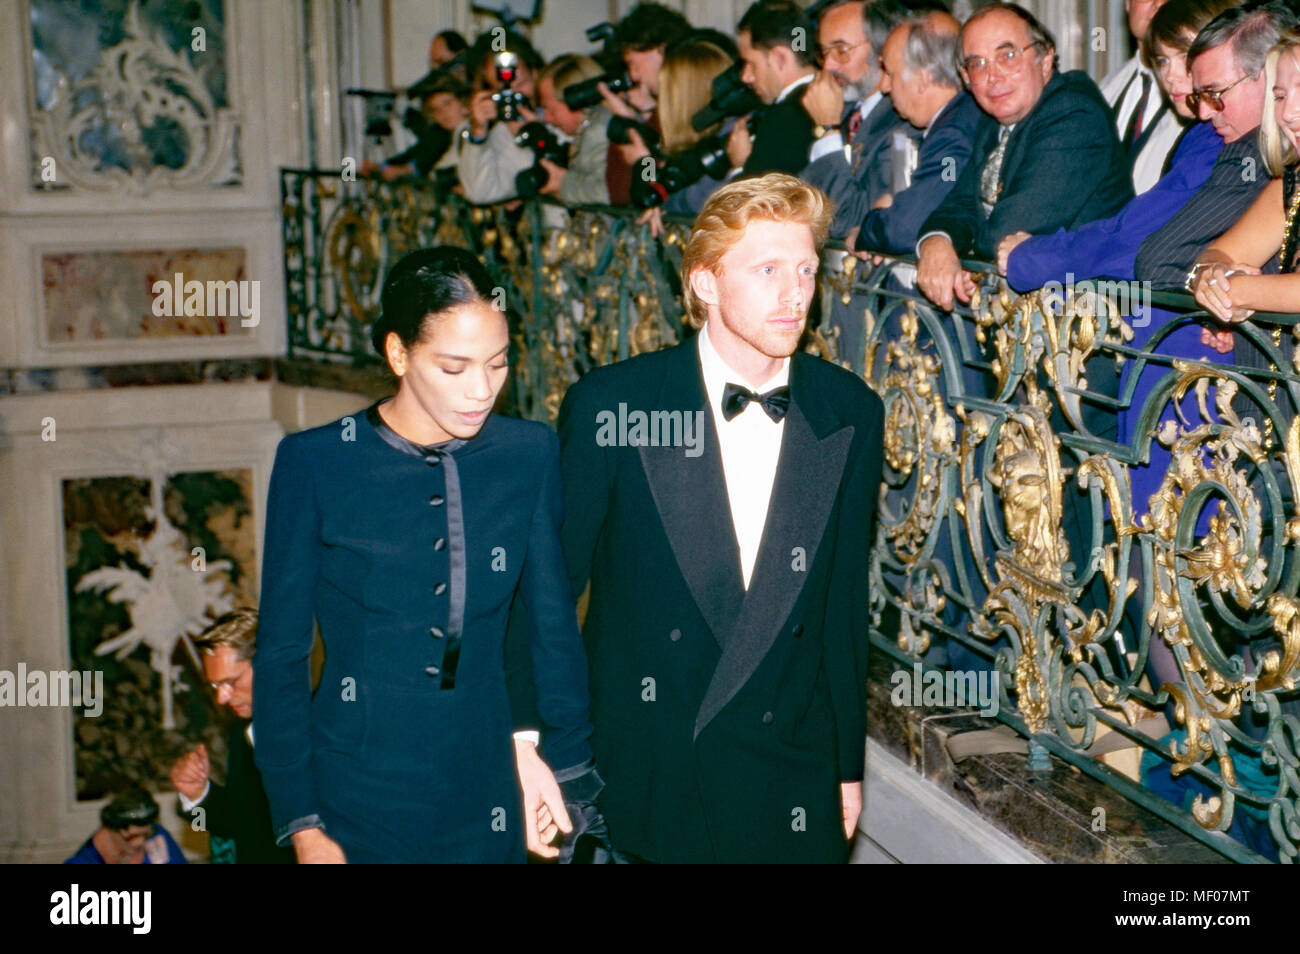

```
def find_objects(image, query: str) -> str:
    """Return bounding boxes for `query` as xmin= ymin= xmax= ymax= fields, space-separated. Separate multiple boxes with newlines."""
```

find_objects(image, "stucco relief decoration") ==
xmin=29 ymin=0 xmax=240 ymax=193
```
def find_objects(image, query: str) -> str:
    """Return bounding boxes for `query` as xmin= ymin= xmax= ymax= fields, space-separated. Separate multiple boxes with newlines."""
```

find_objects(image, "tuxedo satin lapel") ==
xmin=693 ymin=400 xmax=854 ymax=739
xmin=637 ymin=343 xmax=744 ymax=650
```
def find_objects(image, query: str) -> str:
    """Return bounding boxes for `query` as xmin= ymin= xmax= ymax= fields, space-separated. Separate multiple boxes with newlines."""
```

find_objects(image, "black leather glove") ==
xmin=553 ymin=759 xmax=613 ymax=864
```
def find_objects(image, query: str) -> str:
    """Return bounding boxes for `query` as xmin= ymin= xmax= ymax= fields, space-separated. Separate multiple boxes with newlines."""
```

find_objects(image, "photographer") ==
xmin=610 ymin=2 xmax=694 ymax=116
xmin=624 ymin=37 xmax=737 ymax=220
xmin=532 ymin=55 xmax=612 ymax=205
xmin=364 ymin=76 xmax=469 ymax=181
xmin=730 ymin=1 xmax=818 ymax=177
xmin=457 ymin=30 xmax=546 ymax=204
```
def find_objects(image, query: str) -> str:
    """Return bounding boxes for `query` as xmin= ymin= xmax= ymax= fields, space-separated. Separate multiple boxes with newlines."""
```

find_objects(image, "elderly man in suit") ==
xmin=916 ymin=2 xmax=1133 ymax=311
xmin=855 ymin=11 xmax=982 ymax=255
xmin=801 ymin=0 xmax=937 ymax=241
xmin=554 ymin=173 xmax=884 ymax=863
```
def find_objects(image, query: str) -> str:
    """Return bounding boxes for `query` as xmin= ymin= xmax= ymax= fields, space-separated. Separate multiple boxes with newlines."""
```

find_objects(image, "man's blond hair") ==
xmin=681 ymin=173 xmax=832 ymax=330
xmin=195 ymin=607 xmax=258 ymax=662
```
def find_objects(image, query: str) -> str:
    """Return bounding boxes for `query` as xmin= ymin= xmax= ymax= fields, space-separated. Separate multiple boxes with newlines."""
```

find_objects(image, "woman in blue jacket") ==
xmin=252 ymin=247 xmax=596 ymax=863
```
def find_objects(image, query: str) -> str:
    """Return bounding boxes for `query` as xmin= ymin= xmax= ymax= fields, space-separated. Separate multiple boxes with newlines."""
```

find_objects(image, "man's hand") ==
xmin=996 ymin=230 xmax=1031 ymax=276
xmin=598 ymin=81 xmax=640 ymax=120
xmin=840 ymin=781 xmax=862 ymax=839
xmin=872 ymin=194 xmax=893 ymax=210
xmin=918 ymin=234 xmax=973 ymax=310
xmin=538 ymin=158 xmax=566 ymax=196
xmin=627 ymin=82 xmax=656 ymax=114
xmin=515 ymin=738 xmax=573 ymax=859
xmin=169 ymin=743 xmax=209 ymax=802
xmin=618 ymin=127 xmax=652 ymax=169
xmin=639 ymin=206 xmax=666 ymax=238
xmin=803 ymin=70 xmax=845 ymax=128
xmin=1201 ymin=327 xmax=1236 ymax=354
xmin=469 ymin=91 xmax=496 ymax=139
xmin=727 ymin=116 xmax=754 ymax=170
xmin=292 ymin=827 xmax=346 ymax=864
xmin=380 ymin=162 xmax=413 ymax=182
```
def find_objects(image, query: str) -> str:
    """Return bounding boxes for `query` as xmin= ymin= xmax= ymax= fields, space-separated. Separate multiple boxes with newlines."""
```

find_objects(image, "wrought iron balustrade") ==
xmin=281 ymin=169 xmax=1300 ymax=863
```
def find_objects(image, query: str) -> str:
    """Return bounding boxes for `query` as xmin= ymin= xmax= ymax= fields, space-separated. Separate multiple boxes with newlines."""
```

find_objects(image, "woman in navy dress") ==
xmin=252 ymin=247 xmax=595 ymax=863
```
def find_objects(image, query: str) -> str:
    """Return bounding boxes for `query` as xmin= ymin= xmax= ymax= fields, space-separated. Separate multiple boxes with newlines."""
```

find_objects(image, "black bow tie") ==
xmin=721 ymin=383 xmax=791 ymax=423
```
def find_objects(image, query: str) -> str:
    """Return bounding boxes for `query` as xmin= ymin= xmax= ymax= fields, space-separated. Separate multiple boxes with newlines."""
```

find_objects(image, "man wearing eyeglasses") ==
xmin=798 ymin=0 xmax=935 ymax=241
xmin=915 ymin=2 xmax=1132 ymax=311
xmin=1135 ymin=1 xmax=1298 ymax=290
xmin=169 ymin=608 xmax=294 ymax=864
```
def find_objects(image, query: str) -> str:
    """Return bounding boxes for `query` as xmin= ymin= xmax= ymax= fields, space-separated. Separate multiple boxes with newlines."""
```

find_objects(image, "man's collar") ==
xmin=776 ymin=72 xmax=815 ymax=104
xmin=858 ymin=89 xmax=883 ymax=117
xmin=924 ymin=92 xmax=960 ymax=137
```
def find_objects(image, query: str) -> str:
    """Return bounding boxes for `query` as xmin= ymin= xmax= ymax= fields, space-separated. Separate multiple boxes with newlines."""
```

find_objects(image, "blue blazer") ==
xmin=1007 ymin=120 xmax=1221 ymax=291
xmin=252 ymin=402 xmax=593 ymax=863
xmin=856 ymin=92 xmax=983 ymax=255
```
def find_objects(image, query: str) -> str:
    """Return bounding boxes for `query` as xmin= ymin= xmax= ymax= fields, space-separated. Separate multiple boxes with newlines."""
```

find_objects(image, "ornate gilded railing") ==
xmin=281 ymin=170 xmax=1300 ymax=863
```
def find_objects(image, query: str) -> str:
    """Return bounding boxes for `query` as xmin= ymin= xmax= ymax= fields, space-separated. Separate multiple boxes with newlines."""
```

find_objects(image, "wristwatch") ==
xmin=1184 ymin=261 xmax=1211 ymax=293
xmin=814 ymin=122 xmax=842 ymax=138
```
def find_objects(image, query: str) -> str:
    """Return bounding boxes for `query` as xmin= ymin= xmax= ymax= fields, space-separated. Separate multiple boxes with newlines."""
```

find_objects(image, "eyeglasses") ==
xmin=961 ymin=42 xmax=1043 ymax=82
xmin=1185 ymin=72 xmax=1253 ymax=113
xmin=208 ymin=664 xmax=251 ymax=693
xmin=818 ymin=39 xmax=867 ymax=63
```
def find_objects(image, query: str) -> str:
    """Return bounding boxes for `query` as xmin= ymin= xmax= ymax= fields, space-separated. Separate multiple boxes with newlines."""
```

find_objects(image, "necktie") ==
xmin=979 ymin=125 xmax=1010 ymax=216
xmin=1123 ymin=72 xmax=1153 ymax=154
xmin=721 ymin=383 xmax=791 ymax=422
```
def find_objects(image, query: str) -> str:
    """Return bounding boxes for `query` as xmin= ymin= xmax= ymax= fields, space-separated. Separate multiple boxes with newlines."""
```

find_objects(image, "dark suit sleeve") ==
xmin=981 ymin=100 xmax=1128 ymax=259
xmin=1134 ymin=140 xmax=1266 ymax=288
xmin=516 ymin=429 xmax=594 ymax=770
xmin=826 ymin=389 xmax=885 ymax=781
xmin=555 ymin=377 xmax=615 ymax=600
xmin=743 ymin=99 xmax=817 ymax=177
xmin=251 ymin=435 xmax=324 ymax=844
xmin=920 ymin=136 xmax=986 ymax=255
xmin=858 ymin=120 xmax=974 ymax=255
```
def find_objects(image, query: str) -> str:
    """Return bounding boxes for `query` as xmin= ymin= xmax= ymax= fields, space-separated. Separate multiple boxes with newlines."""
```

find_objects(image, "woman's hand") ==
xmin=515 ymin=738 xmax=573 ymax=859
xmin=1193 ymin=262 xmax=1258 ymax=323
xmin=996 ymin=230 xmax=1031 ymax=277
xmin=292 ymin=827 xmax=347 ymax=863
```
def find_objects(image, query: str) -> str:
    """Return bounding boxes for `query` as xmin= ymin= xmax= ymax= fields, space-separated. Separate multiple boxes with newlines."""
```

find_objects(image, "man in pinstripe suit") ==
xmin=1136 ymin=2 xmax=1298 ymax=289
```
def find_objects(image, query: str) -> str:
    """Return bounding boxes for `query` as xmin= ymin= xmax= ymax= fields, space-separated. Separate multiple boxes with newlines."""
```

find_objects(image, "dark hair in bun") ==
xmin=370 ymin=246 xmax=497 ymax=356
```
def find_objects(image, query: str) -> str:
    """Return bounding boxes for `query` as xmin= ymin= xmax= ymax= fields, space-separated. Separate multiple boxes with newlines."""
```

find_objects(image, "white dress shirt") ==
xmin=698 ymin=321 xmax=789 ymax=589
xmin=1102 ymin=55 xmax=1181 ymax=195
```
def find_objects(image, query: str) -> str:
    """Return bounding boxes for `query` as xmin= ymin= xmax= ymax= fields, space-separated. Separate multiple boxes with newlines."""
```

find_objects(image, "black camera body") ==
xmin=606 ymin=115 xmax=660 ymax=153
xmin=563 ymin=70 xmax=635 ymax=112
xmin=629 ymin=133 xmax=732 ymax=209
xmin=691 ymin=62 xmax=763 ymax=132
xmin=491 ymin=50 xmax=531 ymax=122
xmin=514 ymin=121 xmax=569 ymax=197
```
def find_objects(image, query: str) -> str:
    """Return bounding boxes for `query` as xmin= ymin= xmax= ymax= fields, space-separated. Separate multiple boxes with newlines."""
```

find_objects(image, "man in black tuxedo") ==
xmin=916 ymin=2 xmax=1133 ymax=310
xmin=171 ymin=609 xmax=293 ymax=864
xmin=727 ymin=1 xmax=818 ymax=178
xmin=555 ymin=173 xmax=884 ymax=863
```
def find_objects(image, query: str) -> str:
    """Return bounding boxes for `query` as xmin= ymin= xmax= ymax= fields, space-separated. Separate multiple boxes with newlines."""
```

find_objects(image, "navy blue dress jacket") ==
xmin=253 ymin=401 xmax=593 ymax=863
